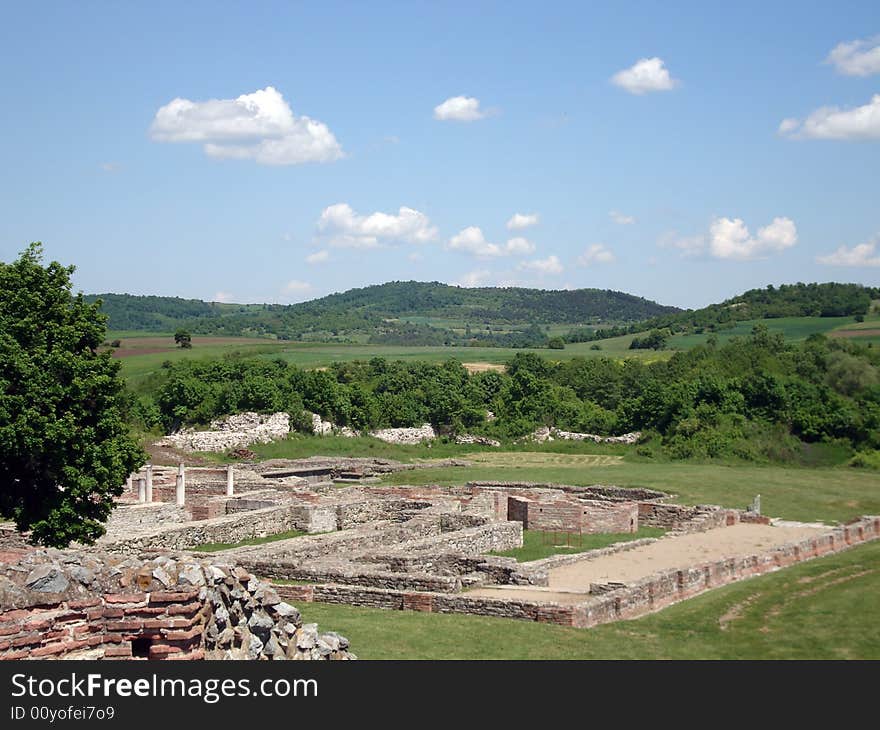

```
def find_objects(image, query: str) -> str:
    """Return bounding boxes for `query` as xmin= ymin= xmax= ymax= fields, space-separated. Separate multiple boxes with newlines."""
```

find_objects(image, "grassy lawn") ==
xmin=298 ymin=539 xmax=880 ymax=659
xmin=191 ymin=528 xmax=307 ymax=552
xmin=380 ymin=453 xmax=880 ymax=524
xmin=491 ymin=527 xmax=665 ymax=562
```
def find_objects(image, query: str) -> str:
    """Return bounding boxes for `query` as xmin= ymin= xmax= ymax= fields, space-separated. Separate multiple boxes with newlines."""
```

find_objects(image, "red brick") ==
xmin=11 ymin=632 xmax=42 ymax=648
xmin=162 ymin=626 xmax=203 ymax=641
xmin=149 ymin=644 xmax=182 ymax=659
xmin=1 ymin=610 xmax=31 ymax=621
xmin=142 ymin=618 xmax=191 ymax=630
xmin=103 ymin=644 xmax=132 ymax=658
xmin=53 ymin=611 xmax=86 ymax=624
xmin=167 ymin=602 xmax=203 ymax=616
xmin=68 ymin=597 xmax=103 ymax=610
xmin=23 ymin=618 xmax=52 ymax=632
xmin=0 ymin=649 xmax=31 ymax=659
xmin=104 ymin=619 xmax=143 ymax=632
xmin=31 ymin=640 xmax=89 ymax=657
xmin=150 ymin=589 xmax=200 ymax=604
xmin=102 ymin=608 xmax=124 ymax=619
xmin=0 ymin=624 xmax=23 ymax=637
xmin=105 ymin=593 xmax=147 ymax=605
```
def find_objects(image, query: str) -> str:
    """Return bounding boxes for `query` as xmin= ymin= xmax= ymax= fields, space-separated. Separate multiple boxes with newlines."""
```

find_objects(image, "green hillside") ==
xmin=87 ymin=281 xmax=680 ymax=346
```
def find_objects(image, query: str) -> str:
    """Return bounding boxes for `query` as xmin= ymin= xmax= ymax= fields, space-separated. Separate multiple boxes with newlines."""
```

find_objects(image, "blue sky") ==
xmin=1 ymin=0 xmax=878 ymax=309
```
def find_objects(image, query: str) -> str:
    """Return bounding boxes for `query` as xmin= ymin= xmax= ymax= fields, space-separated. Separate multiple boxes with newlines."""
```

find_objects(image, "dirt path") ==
xmin=469 ymin=524 xmax=824 ymax=604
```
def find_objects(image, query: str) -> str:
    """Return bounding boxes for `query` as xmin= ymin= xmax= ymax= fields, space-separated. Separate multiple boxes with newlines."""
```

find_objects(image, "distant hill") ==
xmin=566 ymin=282 xmax=880 ymax=345
xmin=86 ymin=281 xmax=680 ymax=347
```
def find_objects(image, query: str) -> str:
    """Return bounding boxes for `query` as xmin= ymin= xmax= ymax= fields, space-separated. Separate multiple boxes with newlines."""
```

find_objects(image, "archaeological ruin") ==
xmin=3 ymin=445 xmax=876 ymax=662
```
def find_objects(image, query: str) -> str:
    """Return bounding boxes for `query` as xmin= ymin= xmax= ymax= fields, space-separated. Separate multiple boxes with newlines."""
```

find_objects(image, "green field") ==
xmin=667 ymin=316 xmax=859 ymax=349
xmin=112 ymin=313 xmax=878 ymax=389
xmin=298 ymin=539 xmax=880 ymax=659
xmin=379 ymin=452 xmax=880 ymax=525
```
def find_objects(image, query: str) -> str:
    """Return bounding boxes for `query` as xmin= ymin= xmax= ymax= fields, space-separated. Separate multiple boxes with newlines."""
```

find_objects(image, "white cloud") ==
xmin=457 ymin=269 xmax=492 ymax=287
xmin=779 ymin=94 xmax=880 ymax=140
xmin=150 ymin=86 xmax=343 ymax=165
xmin=504 ymin=237 xmax=536 ymax=255
xmin=659 ymin=231 xmax=706 ymax=257
xmin=433 ymin=96 xmax=488 ymax=121
xmin=826 ymin=36 xmax=880 ymax=77
xmin=518 ymin=255 xmax=563 ymax=275
xmin=609 ymin=210 xmax=635 ymax=225
xmin=506 ymin=212 xmax=540 ymax=230
xmin=305 ymin=250 xmax=330 ymax=264
xmin=577 ymin=244 xmax=616 ymax=266
xmin=100 ymin=162 xmax=120 ymax=173
xmin=611 ymin=57 xmax=679 ymax=94
xmin=280 ymin=280 xmax=314 ymax=302
xmin=447 ymin=227 xmax=536 ymax=258
xmin=213 ymin=291 xmax=234 ymax=303
xmin=777 ymin=118 xmax=800 ymax=135
xmin=709 ymin=216 xmax=798 ymax=260
xmin=317 ymin=203 xmax=438 ymax=249
xmin=816 ymin=236 xmax=880 ymax=267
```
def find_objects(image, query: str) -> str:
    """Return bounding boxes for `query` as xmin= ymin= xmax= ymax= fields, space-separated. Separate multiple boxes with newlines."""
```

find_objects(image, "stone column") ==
xmin=226 ymin=464 xmax=234 ymax=496
xmin=753 ymin=494 xmax=761 ymax=515
xmin=137 ymin=478 xmax=146 ymax=503
xmin=178 ymin=462 xmax=186 ymax=494
xmin=126 ymin=475 xmax=132 ymax=496
xmin=145 ymin=464 xmax=153 ymax=503
xmin=176 ymin=474 xmax=185 ymax=507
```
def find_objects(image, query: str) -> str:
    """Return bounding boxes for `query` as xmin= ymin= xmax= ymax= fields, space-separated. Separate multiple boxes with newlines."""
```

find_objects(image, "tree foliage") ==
xmin=144 ymin=327 xmax=879 ymax=463
xmin=0 ymin=244 xmax=144 ymax=546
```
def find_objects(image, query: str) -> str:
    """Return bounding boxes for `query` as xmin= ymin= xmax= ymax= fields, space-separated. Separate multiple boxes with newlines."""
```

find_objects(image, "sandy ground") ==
xmin=462 ymin=362 xmax=507 ymax=373
xmin=469 ymin=523 xmax=824 ymax=604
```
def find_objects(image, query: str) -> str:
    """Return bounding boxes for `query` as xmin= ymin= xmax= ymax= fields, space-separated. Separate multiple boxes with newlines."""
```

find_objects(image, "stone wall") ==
xmin=270 ymin=516 xmax=880 ymax=629
xmin=156 ymin=412 xmax=290 ymax=452
xmin=0 ymin=550 xmax=354 ymax=661
xmin=370 ymin=423 xmax=437 ymax=444
xmin=507 ymin=496 xmax=638 ymax=533
xmin=99 ymin=503 xmax=307 ymax=553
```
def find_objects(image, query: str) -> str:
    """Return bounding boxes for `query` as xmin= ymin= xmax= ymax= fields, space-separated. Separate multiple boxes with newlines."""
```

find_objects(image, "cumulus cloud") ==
xmin=816 ymin=236 xmax=880 ymax=267
xmin=457 ymin=269 xmax=492 ymax=288
xmin=504 ymin=237 xmax=536 ymax=255
xmin=577 ymin=244 xmax=616 ymax=266
xmin=611 ymin=57 xmax=679 ymax=94
xmin=778 ymin=94 xmax=880 ymax=140
xmin=658 ymin=231 xmax=707 ymax=257
xmin=826 ymin=36 xmax=880 ymax=77
xmin=447 ymin=227 xmax=536 ymax=258
xmin=433 ymin=96 xmax=488 ymax=121
xmin=279 ymin=280 xmax=314 ymax=303
xmin=317 ymin=203 xmax=438 ymax=249
xmin=305 ymin=250 xmax=330 ymax=264
xmin=213 ymin=291 xmax=234 ymax=303
xmin=150 ymin=86 xmax=343 ymax=165
xmin=708 ymin=217 xmax=798 ymax=260
xmin=609 ymin=210 xmax=635 ymax=225
xmin=518 ymin=255 xmax=563 ymax=275
xmin=506 ymin=212 xmax=540 ymax=230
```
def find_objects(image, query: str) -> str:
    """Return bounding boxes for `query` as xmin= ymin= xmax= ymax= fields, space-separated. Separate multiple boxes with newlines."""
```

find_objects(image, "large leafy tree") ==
xmin=0 ymin=243 xmax=144 ymax=547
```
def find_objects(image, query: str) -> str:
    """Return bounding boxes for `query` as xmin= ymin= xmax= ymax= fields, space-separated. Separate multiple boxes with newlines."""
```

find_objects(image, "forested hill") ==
xmin=85 ymin=282 xmax=679 ymax=342
xmin=567 ymin=282 xmax=880 ymax=344
xmin=653 ymin=282 xmax=880 ymax=328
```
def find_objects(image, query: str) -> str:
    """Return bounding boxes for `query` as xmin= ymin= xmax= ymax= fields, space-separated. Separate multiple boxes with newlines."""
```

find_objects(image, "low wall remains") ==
xmin=271 ymin=516 xmax=880 ymax=629
xmin=0 ymin=550 xmax=354 ymax=661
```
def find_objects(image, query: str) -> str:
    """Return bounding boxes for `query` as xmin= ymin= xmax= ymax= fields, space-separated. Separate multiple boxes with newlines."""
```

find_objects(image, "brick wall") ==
xmin=0 ymin=551 xmax=355 ymax=661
